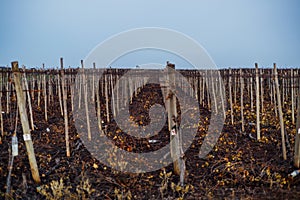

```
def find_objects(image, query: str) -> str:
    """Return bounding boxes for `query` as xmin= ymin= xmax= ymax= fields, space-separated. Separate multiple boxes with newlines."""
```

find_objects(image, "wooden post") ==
xmin=105 ymin=74 xmax=110 ymax=123
xmin=0 ymin=91 xmax=3 ymax=138
xmin=233 ymin=71 xmax=237 ymax=105
xmin=31 ymin=73 xmax=35 ymax=101
xmin=57 ymin=73 xmax=63 ymax=116
xmin=81 ymin=60 xmax=92 ymax=140
xmin=194 ymin=74 xmax=198 ymax=101
xmin=199 ymin=76 xmax=202 ymax=106
xmin=250 ymin=75 xmax=253 ymax=111
xmin=260 ymin=69 xmax=264 ymax=113
xmin=42 ymin=64 xmax=48 ymax=121
xmin=48 ymin=74 xmax=52 ymax=106
xmin=165 ymin=62 xmax=185 ymax=184
xmin=218 ymin=70 xmax=226 ymax=119
xmin=92 ymin=64 xmax=95 ymax=103
xmin=291 ymin=69 xmax=295 ymax=124
xmin=255 ymin=63 xmax=261 ymax=140
xmin=211 ymin=70 xmax=218 ymax=114
xmin=246 ymin=73 xmax=249 ymax=99
xmin=294 ymin=93 xmax=300 ymax=167
xmin=11 ymin=61 xmax=41 ymax=183
xmin=60 ymin=58 xmax=70 ymax=157
xmin=70 ymin=78 xmax=74 ymax=112
xmin=229 ymin=68 xmax=234 ymax=125
xmin=78 ymin=73 xmax=82 ymax=109
xmin=6 ymin=74 xmax=11 ymax=114
xmin=270 ymin=70 xmax=274 ymax=108
xmin=201 ymin=75 xmax=205 ymax=107
xmin=37 ymin=76 xmax=41 ymax=107
xmin=116 ymin=70 xmax=120 ymax=115
xmin=240 ymin=68 xmax=245 ymax=132
xmin=111 ymin=72 xmax=116 ymax=117
xmin=272 ymin=77 xmax=278 ymax=117
xmin=95 ymin=65 xmax=103 ymax=132
xmin=282 ymin=74 xmax=285 ymax=104
xmin=129 ymin=78 xmax=133 ymax=104
xmin=205 ymin=70 xmax=211 ymax=110
xmin=22 ymin=66 xmax=34 ymax=130
xmin=274 ymin=63 xmax=287 ymax=160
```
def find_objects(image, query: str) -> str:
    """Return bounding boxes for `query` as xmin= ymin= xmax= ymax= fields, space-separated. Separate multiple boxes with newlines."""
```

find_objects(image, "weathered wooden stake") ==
xmin=78 ymin=74 xmax=82 ymax=109
xmin=240 ymin=69 xmax=245 ymax=132
xmin=95 ymin=70 xmax=103 ymax=132
xmin=31 ymin=74 xmax=35 ymax=101
xmin=165 ymin=62 xmax=185 ymax=184
xmin=272 ymin=78 xmax=278 ymax=117
xmin=291 ymin=69 xmax=295 ymax=124
xmin=37 ymin=76 xmax=41 ymax=107
xmin=57 ymin=74 xmax=63 ymax=116
xmin=6 ymin=75 xmax=10 ymax=114
xmin=274 ymin=63 xmax=287 ymax=160
xmin=81 ymin=60 xmax=92 ymax=140
xmin=255 ymin=63 xmax=261 ymax=140
xmin=42 ymin=64 xmax=48 ymax=121
xmin=229 ymin=68 xmax=234 ymax=125
xmin=92 ymin=64 xmax=95 ymax=103
xmin=60 ymin=58 xmax=70 ymax=157
xmin=12 ymin=61 xmax=41 ymax=183
xmin=70 ymin=78 xmax=75 ymax=112
xmin=260 ymin=69 xmax=264 ymax=113
xmin=233 ymin=71 xmax=237 ymax=105
xmin=105 ymin=74 xmax=110 ymax=123
xmin=48 ymin=74 xmax=52 ymax=106
xmin=205 ymin=70 xmax=211 ymax=110
xmin=110 ymin=72 xmax=116 ymax=117
xmin=294 ymin=94 xmax=300 ymax=167
xmin=211 ymin=70 xmax=218 ymax=114
xmin=218 ymin=70 xmax=226 ymax=119
xmin=0 ymin=91 xmax=3 ymax=138
xmin=250 ymin=75 xmax=253 ymax=111
xmin=22 ymin=66 xmax=34 ymax=130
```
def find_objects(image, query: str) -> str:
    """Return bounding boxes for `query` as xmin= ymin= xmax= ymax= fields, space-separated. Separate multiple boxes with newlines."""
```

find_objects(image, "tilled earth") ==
xmin=1 ymin=83 xmax=300 ymax=199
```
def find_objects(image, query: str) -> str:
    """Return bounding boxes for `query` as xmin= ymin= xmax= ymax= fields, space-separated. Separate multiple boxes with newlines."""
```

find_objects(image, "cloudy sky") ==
xmin=0 ymin=0 xmax=299 ymax=68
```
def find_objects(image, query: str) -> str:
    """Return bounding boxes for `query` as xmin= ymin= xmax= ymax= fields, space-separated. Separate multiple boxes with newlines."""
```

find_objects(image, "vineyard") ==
xmin=0 ymin=60 xmax=300 ymax=199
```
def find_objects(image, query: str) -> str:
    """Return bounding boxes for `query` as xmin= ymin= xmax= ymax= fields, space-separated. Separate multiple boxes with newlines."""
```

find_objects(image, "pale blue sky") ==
xmin=0 ymin=0 xmax=299 ymax=68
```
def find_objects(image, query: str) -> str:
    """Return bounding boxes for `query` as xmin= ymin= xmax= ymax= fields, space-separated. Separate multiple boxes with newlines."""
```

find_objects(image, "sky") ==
xmin=0 ymin=0 xmax=299 ymax=68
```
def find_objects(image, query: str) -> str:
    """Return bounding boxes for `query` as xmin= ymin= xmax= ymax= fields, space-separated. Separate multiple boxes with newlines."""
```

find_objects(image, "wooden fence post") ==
xmin=105 ymin=74 xmax=110 ymax=123
xmin=291 ymin=69 xmax=295 ymax=125
xmin=218 ymin=70 xmax=226 ymax=119
xmin=0 ymin=91 xmax=3 ymax=138
xmin=57 ymin=73 xmax=64 ymax=116
xmin=92 ymin=63 xmax=95 ymax=103
xmin=60 ymin=58 xmax=70 ymax=157
xmin=22 ymin=66 xmax=34 ymax=130
xmin=229 ymin=68 xmax=234 ymax=125
xmin=165 ymin=62 xmax=185 ymax=185
xmin=6 ymin=73 xmax=11 ymax=114
xmin=255 ymin=63 xmax=261 ymax=140
xmin=81 ymin=60 xmax=92 ymax=140
xmin=240 ymin=68 xmax=245 ymax=132
xmin=274 ymin=63 xmax=287 ymax=160
xmin=294 ymin=94 xmax=300 ymax=167
xmin=250 ymin=75 xmax=253 ymax=111
xmin=12 ymin=61 xmax=41 ymax=183
xmin=94 ymin=64 xmax=103 ymax=132
xmin=260 ymin=69 xmax=264 ymax=113
xmin=272 ymin=77 xmax=278 ymax=117
xmin=37 ymin=76 xmax=41 ymax=107
xmin=42 ymin=64 xmax=48 ymax=121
